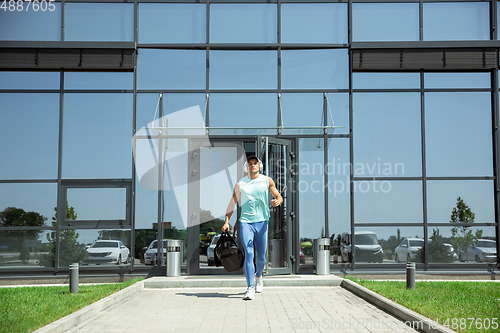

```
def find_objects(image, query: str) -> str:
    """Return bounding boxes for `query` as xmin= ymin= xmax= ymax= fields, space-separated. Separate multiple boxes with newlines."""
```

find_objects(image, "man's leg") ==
xmin=239 ymin=222 xmax=256 ymax=288
xmin=254 ymin=221 xmax=268 ymax=278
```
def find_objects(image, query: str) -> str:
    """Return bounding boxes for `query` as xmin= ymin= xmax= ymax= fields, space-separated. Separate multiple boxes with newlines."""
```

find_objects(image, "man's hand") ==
xmin=222 ymin=222 xmax=230 ymax=232
xmin=271 ymin=199 xmax=281 ymax=207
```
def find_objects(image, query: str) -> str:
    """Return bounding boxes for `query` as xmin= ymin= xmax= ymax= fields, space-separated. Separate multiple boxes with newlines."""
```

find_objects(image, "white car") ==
xmin=86 ymin=240 xmax=130 ymax=265
xmin=207 ymin=234 xmax=221 ymax=266
xmin=395 ymin=238 xmax=424 ymax=263
xmin=459 ymin=239 xmax=497 ymax=263
xmin=143 ymin=240 xmax=167 ymax=265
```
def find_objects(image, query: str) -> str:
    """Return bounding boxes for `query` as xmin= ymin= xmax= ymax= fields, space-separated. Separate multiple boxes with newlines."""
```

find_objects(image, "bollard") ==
xmin=69 ymin=263 xmax=79 ymax=294
xmin=406 ymin=262 xmax=415 ymax=290
xmin=315 ymin=238 xmax=330 ymax=275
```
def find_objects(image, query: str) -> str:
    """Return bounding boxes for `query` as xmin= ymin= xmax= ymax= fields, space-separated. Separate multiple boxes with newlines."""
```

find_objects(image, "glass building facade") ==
xmin=0 ymin=0 xmax=498 ymax=276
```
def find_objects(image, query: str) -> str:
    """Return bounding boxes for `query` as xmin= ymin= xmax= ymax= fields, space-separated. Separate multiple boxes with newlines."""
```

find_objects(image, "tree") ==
xmin=416 ymin=229 xmax=455 ymax=263
xmin=449 ymin=197 xmax=482 ymax=262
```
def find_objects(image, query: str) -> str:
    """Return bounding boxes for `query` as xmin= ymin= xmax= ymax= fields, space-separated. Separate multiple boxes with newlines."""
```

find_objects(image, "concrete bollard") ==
xmin=406 ymin=262 xmax=415 ymax=290
xmin=69 ymin=263 xmax=79 ymax=294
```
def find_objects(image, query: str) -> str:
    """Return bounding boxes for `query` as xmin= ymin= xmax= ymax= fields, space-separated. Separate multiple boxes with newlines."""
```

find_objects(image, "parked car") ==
xmin=340 ymin=231 xmax=384 ymax=263
xmin=459 ymin=239 xmax=497 ymax=263
xmin=299 ymin=251 xmax=305 ymax=264
xmin=143 ymin=240 xmax=167 ymax=265
xmin=86 ymin=240 xmax=130 ymax=265
xmin=394 ymin=238 xmax=424 ymax=263
xmin=207 ymin=234 xmax=221 ymax=266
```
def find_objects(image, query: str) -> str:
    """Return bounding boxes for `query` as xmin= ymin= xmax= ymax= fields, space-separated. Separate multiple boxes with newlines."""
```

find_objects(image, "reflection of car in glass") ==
xmin=340 ymin=231 xmax=384 ymax=263
xmin=207 ymin=234 xmax=221 ymax=266
xmin=395 ymin=238 xmax=424 ymax=263
xmin=299 ymin=251 xmax=305 ymax=264
xmin=444 ymin=243 xmax=458 ymax=261
xmin=86 ymin=240 xmax=130 ymax=265
xmin=459 ymin=239 xmax=497 ymax=263
xmin=144 ymin=240 xmax=167 ymax=265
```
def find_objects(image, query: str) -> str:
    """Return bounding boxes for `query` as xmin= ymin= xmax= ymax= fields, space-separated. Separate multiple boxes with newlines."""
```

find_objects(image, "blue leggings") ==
xmin=239 ymin=221 xmax=267 ymax=288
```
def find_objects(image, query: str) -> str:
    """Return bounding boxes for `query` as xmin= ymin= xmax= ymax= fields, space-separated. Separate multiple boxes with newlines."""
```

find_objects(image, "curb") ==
xmin=341 ymin=279 xmax=456 ymax=333
xmin=33 ymin=280 xmax=145 ymax=333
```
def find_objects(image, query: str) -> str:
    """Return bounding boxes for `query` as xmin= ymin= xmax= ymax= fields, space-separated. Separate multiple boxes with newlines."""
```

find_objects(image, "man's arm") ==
xmin=268 ymin=177 xmax=283 ymax=207
xmin=222 ymin=183 xmax=240 ymax=232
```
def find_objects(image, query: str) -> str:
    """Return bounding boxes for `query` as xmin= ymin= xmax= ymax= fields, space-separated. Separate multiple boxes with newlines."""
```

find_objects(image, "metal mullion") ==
xmin=0 ymin=90 xmax=61 ymax=94
xmin=421 ymin=70 xmax=429 ymax=269
xmin=323 ymin=94 xmax=329 ymax=238
xmin=0 ymin=179 xmax=58 ymax=183
xmin=348 ymin=44 xmax=355 ymax=269
xmin=493 ymin=51 xmax=500 ymax=266
xmin=55 ymin=70 xmax=64 ymax=274
xmin=419 ymin=0 xmax=423 ymax=42
xmin=354 ymin=223 xmax=424 ymax=227
xmin=353 ymin=177 xmax=423 ymax=181
xmin=61 ymin=0 xmax=65 ymax=41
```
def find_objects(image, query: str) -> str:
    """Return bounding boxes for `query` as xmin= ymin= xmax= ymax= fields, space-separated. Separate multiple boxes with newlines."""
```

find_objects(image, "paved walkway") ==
xmin=66 ymin=285 xmax=420 ymax=333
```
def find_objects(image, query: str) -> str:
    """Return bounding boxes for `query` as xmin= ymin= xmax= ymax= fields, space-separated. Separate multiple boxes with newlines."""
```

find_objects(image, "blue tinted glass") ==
xmin=0 ymin=94 xmax=59 ymax=180
xmin=353 ymin=93 xmax=422 ymax=177
xmin=67 ymin=188 xmax=126 ymax=220
xmin=327 ymin=93 xmax=349 ymax=135
xmin=281 ymin=3 xmax=347 ymax=44
xmin=352 ymin=3 xmax=419 ymax=42
xmin=0 ymin=72 xmax=59 ymax=89
xmin=281 ymin=93 xmax=323 ymax=135
xmin=65 ymin=3 xmax=134 ymax=41
xmin=425 ymin=73 xmax=491 ymax=89
xmin=139 ymin=4 xmax=205 ymax=43
xmin=423 ymin=3 xmax=489 ymax=41
xmin=281 ymin=49 xmax=348 ymax=89
xmin=64 ymin=72 xmax=133 ymax=90
xmin=210 ymin=4 xmax=277 ymax=43
xmin=425 ymin=92 xmax=493 ymax=177
xmin=353 ymin=73 xmax=420 ymax=90
xmin=0 ymin=3 xmax=61 ymax=41
xmin=137 ymin=49 xmax=206 ymax=90
xmin=210 ymin=51 xmax=277 ymax=89
xmin=63 ymin=94 xmax=133 ymax=179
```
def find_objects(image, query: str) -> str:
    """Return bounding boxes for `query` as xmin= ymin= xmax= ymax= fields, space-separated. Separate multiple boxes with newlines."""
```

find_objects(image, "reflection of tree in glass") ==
xmin=449 ymin=197 xmax=482 ymax=262
xmin=416 ymin=229 xmax=455 ymax=263
xmin=378 ymin=228 xmax=402 ymax=260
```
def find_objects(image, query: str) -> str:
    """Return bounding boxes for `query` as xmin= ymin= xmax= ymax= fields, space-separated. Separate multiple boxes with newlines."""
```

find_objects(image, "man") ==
xmin=222 ymin=155 xmax=283 ymax=300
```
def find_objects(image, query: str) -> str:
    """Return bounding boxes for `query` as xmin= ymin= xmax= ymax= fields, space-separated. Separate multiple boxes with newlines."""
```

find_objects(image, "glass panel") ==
xmin=64 ymin=72 xmax=133 ymax=90
xmin=281 ymin=49 xmax=348 ymax=89
xmin=353 ymin=93 xmax=422 ymax=177
xmin=210 ymin=4 xmax=277 ymax=43
xmin=0 ymin=72 xmax=59 ymax=90
xmin=0 ymin=230 xmax=53 ymax=269
xmin=67 ymin=188 xmax=126 ymax=221
xmin=0 ymin=3 xmax=61 ymax=41
xmin=425 ymin=73 xmax=491 ymax=89
xmin=281 ymin=3 xmax=347 ymax=44
xmin=210 ymin=51 xmax=277 ymax=90
xmin=0 ymin=183 xmax=57 ymax=227
xmin=352 ymin=3 xmax=419 ymax=42
xmin=328 ymin=93 xmax=349 ymax=135
xmin=135 ymin=229 xmax=187 ymax=267
xmin=135 ymin=177 xmax=158 ymax=231
xmin=65 ymin=3 xmax=134 ymax=41
xmin=423 ymin=3 xmax=489 ymax=41
xmin=425 ymin=92 xmax=493 ymax=177
xmin=137 ymin=49 xmax=206 ymax=90
xmin=426 ymin=226 xmax=496 ymax=264
xmin=0 ymin=93 xmax=59 ymax=180
xmin=348 ymin=226 xmax=424 ymax=264
xmin=353 ymin=73 xmax=420 ymax=90
xmin=354 ymin=181 xmax=423 ymax=223
xmin=427 ymin=180 xmax=494 ymax=224
xmin=62 ymin=93 xmax=133 ymax=179
xmin=139 ymin=3 xmax=206 ymax=43
xmin=281 ymin=93 xmax=323 ymax=135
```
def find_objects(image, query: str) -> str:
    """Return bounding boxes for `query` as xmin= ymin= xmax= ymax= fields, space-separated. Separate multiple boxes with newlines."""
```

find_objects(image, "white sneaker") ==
xmin=243 ymin=287 xmax=255 ymax=300
xmin=255 ymin=276 xmax=263 ymax=293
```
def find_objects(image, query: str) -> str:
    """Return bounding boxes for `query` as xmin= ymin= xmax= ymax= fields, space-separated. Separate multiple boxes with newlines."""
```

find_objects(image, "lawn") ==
xmin=0 ymin=277 xmax=143 ymax=333
xmin=346 ymin=278 xmax=500 ymax=333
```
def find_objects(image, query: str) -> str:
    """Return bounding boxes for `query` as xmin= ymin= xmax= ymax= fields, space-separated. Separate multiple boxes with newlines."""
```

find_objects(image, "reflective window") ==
xmin=139 ymin=3 xmax=206 ymax=43
xmin=210 ymin=4 xmax=277 ymax=43
xmin=425 ymin=73 xmax=491 ymax=89
xmin=0 ymin=93 xmax=59 ymax=180
xmin=210 ymin=51 xmax=277 ymax=90
xmin=137 ymin=49 xmax=206 ymax=90
xmin=64 ymin=72 xmax=133 ymax=90
xmin=281 ymin=49 xmax=348 ymax=89
xmin=353 ymin=93 xmax=422 ymax=177
xmin=352 ymin=3 xmax=419 ymax=42
xmin=62 ymin=93 xmax=133 ymax=179
xmin=135 ymin=177 xmax=158 ymax=231
xmin=0 ymin=3 xmax=61 ymax=41
xmin=0 ymin=230 xmax=53 ymax=268
xmin=0 ymin=183 xmax=57 ymax=227
xmin=281 ymin=3 xmax=347 ymax=44
xmin=65 ymin=3 xmax=134 ymax=41
xmin=327 ymin=93 xmax=349 ymax=135
xmin=426 ymin=181 xmax=494 ymax=224
xmin=353 ymin=73 xmax=420 ymax=90
xmin=354 ymin=181 xmax=423 ymax=223
xmin=423 ymin=3 xmax=489 ymax=41
xmin=425 ymin=92 xmax=492 ymax=177
xmin=0 ymin=72 xmax=59 ymax=90
xmin=280 ymin=93 xmax=323 ymax=135
xmin=67 ymin=188 xmax=127 ymax=220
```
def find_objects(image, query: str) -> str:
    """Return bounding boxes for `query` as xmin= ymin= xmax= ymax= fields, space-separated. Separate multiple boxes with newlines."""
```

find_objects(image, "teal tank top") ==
xmin=239 ymin=174 xmax=270 ymax=223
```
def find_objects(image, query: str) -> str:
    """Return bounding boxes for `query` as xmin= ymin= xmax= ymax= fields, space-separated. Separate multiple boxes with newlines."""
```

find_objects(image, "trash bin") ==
xmin=166 ymin=239 xmax=182 ymax=277
xmin=315 ymin=238 xmax=330 ymax=275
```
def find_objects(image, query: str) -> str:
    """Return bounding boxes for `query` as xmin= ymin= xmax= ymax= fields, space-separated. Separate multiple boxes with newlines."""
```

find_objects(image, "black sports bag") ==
xmin=215 ymin=231 xmax=244 ymax=272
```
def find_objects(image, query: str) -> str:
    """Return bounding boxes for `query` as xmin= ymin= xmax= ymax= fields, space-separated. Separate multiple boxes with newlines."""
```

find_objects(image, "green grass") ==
xmin=0 ymin=277 xmax=143 ymax=333
xmin=346 ymin=277 xmax=500 ymax=333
